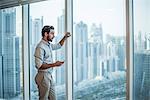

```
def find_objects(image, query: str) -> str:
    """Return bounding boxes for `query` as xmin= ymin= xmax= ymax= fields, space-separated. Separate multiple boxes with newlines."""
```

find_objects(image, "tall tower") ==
xmin=134 ymin=51 xmax=150 ymax=100
xmin=105 ymin=36 xmax=118 ymax=73
xmin=75 ymin=21 xmax=88 ymax=82
xmin=0 ymin=9 xmax=3 ymax=98
xmin=55 ymin=13 xmax=65 ymax=85
xmin=30 ymin=16 xmax=43 ymax=91
xmin=117 ymin=38 xmax=126 ymax=71
xmin=32 ymin=17 xmax=43 ymax=45
xmin=136 ymin=31 xmax=145 ymax=51
xmin=0 ymin=10 xmax=2 ymax=55
xmin=88 ymin=23 xmax=104 ymax=78
xmin=0 ymin=56 xmax=2 ymax=98
xmin=0 ymin=8 xmax=20 ymax=98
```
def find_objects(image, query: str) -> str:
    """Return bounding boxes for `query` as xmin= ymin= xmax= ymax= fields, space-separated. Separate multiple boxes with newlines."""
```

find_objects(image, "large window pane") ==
xmin=29 ymin=0 xmax=66 ymax=100
xmin=0 ymin=7 xmax=23 ymax=99
xmin=73 ymin=0 xmax=126 ymax=99
xmin=133 ymin=0 xmax=150 ymax=100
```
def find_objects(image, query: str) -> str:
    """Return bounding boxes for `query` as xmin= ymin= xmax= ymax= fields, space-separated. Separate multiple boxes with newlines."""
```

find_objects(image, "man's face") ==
xmin=47 ymin=32 xmax=55 ymax=42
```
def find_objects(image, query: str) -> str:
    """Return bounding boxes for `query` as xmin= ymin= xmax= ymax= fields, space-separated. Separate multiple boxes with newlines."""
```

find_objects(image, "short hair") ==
xmin=41 ymin=25 xmax=54 ymax=37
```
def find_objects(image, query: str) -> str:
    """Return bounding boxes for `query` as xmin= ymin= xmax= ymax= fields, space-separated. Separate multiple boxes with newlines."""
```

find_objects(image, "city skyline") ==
xmin=0 ymin=8 xmax=21 ymax=98
xmin=0 ymin=9 xmax=127 ymax=99
xmin=0 ymin=0 xmax=150 ymax=99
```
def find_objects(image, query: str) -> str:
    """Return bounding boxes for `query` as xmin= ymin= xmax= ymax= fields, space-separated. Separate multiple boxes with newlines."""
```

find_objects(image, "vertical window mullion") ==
xmin=126 ymin=0 xmax=134 ymax=100
xmin=65 ymin=0 xmax=73 ymax=100
xmin=22 ymin=4 xmax=30 ymax=100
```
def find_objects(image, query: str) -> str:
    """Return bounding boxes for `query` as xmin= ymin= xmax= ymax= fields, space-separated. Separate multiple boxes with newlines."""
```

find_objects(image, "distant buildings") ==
xmin=134 ymin=51 xmax=150 ymax=100
xmin=74 ymin=21 xmax=88 ymax=83
xmin=0 ymin=9 xmax=127 ymax=98
xmin=88 ymin=23 xmax=104 ymax=78
xmin=29 ymin=16 xmax=43 ymax=92
xmin=0 ymin=8 xmax=20 ymax=98
xmin=55 ymin=14 xmax=65 ymax=85
xmin=74 ymin=21 xmax=126 ymax=83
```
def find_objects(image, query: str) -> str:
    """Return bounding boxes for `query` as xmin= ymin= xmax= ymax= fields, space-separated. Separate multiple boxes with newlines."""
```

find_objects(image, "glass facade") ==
xmin=0 ymin=0 xmax=149 ymax=100
xmin=73 ymin=0 xmax=126 ymax=99
xmin=0 ymin=7 xmax=23 ymax=99
xmin=133 ymin=0 xmax=150 ymax=100
xmin=29 ymin=0 xmax=66 ymax=100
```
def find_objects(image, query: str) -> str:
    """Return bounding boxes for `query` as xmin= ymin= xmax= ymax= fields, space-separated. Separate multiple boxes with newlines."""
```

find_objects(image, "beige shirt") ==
xmin=34 ymin=39 xmax=61 ymax=74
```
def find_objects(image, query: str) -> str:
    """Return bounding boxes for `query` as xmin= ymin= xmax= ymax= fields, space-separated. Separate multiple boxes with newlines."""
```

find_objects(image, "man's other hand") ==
xmin=54 ymin=61 xmax=64 ymax=67
xmin=64 ymin=32 xmax=71 ymax=38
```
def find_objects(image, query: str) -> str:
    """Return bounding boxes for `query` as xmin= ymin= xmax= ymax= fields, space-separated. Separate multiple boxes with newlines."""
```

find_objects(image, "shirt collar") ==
xmin=41 ymin=39 xmax=50 ymax=46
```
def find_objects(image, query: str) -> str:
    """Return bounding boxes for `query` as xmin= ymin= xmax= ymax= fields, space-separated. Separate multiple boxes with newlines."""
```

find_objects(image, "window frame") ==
xmin=0 ymin=0 xmax=135 ymax=99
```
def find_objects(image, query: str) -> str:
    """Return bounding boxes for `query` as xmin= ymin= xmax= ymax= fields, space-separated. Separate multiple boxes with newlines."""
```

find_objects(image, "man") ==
xmin=34 ymin=25 xmax=70 ymax=100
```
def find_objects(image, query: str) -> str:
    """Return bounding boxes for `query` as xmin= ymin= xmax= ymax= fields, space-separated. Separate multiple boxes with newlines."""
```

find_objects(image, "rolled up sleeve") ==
xmin=51 ymin=43 xmax=61 ymax=50
xmin=34 ymin=47 xmax=44 ymax=69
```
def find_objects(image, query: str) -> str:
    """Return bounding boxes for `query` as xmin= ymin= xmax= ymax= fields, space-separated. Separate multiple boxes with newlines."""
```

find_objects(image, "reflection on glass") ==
xmin=133 ymin=0 xmax=150 ymax=100
xmin=29 ymin=0 xmax=66 ymax=100
xmin=73 ymin=0 xmax=126 ymax=99
xmin=0 ymin=7 xmax=23 ymax=99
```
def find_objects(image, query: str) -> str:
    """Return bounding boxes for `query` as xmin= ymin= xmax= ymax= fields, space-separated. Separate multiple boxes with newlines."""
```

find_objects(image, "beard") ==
xmin=47 ymin=37 xmax=52 ymax=42
xmin=47 ymin=36 xmax=53 ymax=42
xmin=47 ymin=33 xmax=54 ymax=42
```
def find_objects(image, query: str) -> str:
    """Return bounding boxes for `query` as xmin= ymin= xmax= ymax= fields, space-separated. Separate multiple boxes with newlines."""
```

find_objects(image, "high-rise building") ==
xmin=30 ymin=17 xmax=43 ymax=91
xmin=14 ymin=36 xmax=20 ymax=94
xmin=32 ymin=17 xmax=43 ymax=45
xmin=75 ymin=21 xmax=88 ymax=82
xmin=106 ymin=41 xmax=116 ymax=72
xmin=116 ymin=38 xmax=126 ymax=71
xmin=0 ymin=8 xmax=20 ymax=98
xmin=0 ymin=56 xmax=2 ymax=97
xmin=134 ymin=51 xmax=150 ymax=100
xmin=136 ymin=31 xmax=145 ymax=51
xmin=55 ymin=14 xmax=65 ymax=85
xmin=0 ymin=11 xmax=2 ymax=55
xmin=88 ymin=24 xmax=104 ymax=78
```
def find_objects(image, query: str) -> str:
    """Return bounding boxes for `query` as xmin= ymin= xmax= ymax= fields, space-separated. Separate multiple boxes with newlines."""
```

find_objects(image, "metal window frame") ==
xmin=126 ymin=0 xmax=134 ymax=100
xmin=22 ymin=4 xmax=30 ymax=100
xmin=65 ymin=0 xmax=73 ymax=100
xmin=3 ymin=0 xmax=134 ymax=99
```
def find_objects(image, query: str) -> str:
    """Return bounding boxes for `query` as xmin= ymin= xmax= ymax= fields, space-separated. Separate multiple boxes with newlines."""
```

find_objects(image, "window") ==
xmin=0 ymin=6 xmax=23 ymax=99
xmin=73 ymin=0 xmax=126 ymax=99
xmin=29 ymin=0 xmax=66 ymax=99
xmin=133 ymin=0 xmax=150 ymax=99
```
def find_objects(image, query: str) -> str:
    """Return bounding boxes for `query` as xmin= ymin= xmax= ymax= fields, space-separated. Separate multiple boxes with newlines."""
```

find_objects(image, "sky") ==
xmin=29 ymin=0 xmax=126 ymax=36
xmin=73 ymin=0 xmax=126 ymax=36
xmin=15 ymin=0 xmax=150 ymax=37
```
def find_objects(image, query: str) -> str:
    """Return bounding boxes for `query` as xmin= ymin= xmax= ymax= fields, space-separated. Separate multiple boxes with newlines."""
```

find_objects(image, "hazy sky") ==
xmin=29 ymin=0 xmax=126 ymax=36
xmin=74 ymin=0 xmax=126 ymax=36
xmin=16 ymin=0 xmax=150 ymax=37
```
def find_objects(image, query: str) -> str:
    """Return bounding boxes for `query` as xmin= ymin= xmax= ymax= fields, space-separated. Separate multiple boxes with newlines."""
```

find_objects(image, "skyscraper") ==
xmin=75 ymin=21 xmax=88 ymax=82
xmin=106 ymin=41 xmax=115 ymax=72
xmin=32 ymin=17 xmax=43 ymax=45
xmin=55 ymin=14 xmax=65 ymax=85
xmin=30 ymin=16 xmax=43 ymax=91
xmin=88 ymin=24 xmax=104 ymax=78
xmin=136 ymin=31 xmax=145 ymax=51
xmin=0 ymin=8 xmax=20 ymax=98
xmin=88 ymin=24 xmax=103 ymax=78
xmin=0 ymin=56 xmax=2 ymax=97
xmin=14 ymin=36 xmax=20 ymax=94
xmin=0 ymin=10 xmax=2 ymax=55
xmin=116 ymin=38 xmax=126 ymax=71
xmin=134 ymin=51 xmax=150 ymax=100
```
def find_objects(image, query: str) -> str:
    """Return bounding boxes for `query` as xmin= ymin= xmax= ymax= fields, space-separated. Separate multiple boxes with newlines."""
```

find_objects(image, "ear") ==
xmin=44 ymin=32 xmax=48 ymax=36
